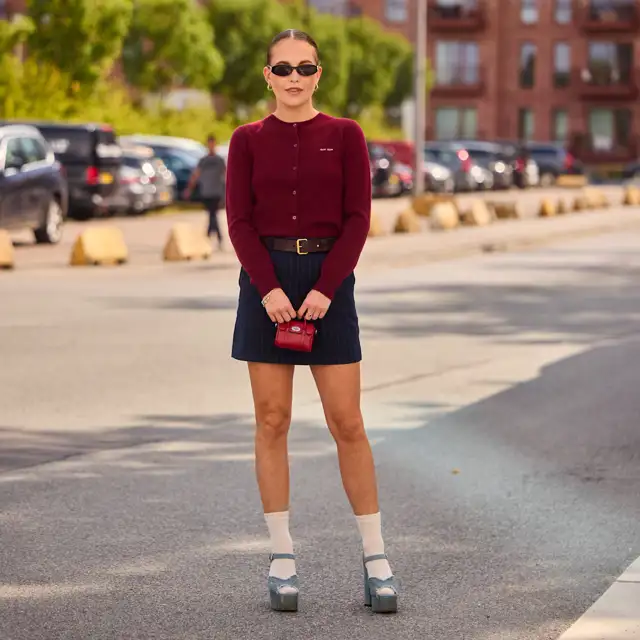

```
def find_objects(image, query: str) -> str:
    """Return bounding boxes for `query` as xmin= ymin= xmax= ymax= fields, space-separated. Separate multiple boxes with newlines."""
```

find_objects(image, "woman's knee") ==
xmin=329 ymin=413 xmax=366 ymax=445
xmin=256 ymin=403 xmax=291 ymax=441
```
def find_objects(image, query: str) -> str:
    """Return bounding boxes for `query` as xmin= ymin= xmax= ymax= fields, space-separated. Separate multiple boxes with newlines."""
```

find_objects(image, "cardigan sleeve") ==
xmin=225 ymin=126 xmax=281 ymax=299
xmin=313 ymin=120 xmax=371 ymax=300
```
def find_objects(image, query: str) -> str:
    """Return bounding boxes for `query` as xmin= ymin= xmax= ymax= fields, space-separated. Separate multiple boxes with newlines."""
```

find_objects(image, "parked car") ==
xmin=0 ymin=124 xmax=68 ymax=244
xmin=368 ymin=142 xmax=403 ymax=197
xmin=118 ymin=144 xmax=176 ymax=210
xmin=448 ymin=140 xmax=514 ymax=190
xmin=106 ymin=151 xmax=156 ymax=216
xmin=423 ymin=160 xmax=455 ymax=193
xmin=118 ymin=135 xmax=205 ymax=201
xmin=0 ymin=120 xmax=122 ymax=219
xmin=424 ymin=143 xmax=493 ymax=191
xmin=494 ymin=140 xmax=540 ymax=188
xmin=524 ymin=142 xmax=584 ymax=186
xmin=392 ymin=162 xmax=415 ymax=195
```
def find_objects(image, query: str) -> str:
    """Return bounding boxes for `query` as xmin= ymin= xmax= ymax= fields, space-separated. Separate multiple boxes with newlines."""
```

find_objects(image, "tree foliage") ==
xmin=123 ymin=0 xmax=223 ymax=95
xmin=206 ymin=0 xmax=291 ymax=106
xmin=26 ymin=0 xmax=133 ymax=89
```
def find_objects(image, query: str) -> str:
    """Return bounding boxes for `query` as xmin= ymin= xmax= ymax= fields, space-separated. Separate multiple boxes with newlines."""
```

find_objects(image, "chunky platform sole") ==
xmin=363 ymin=553 xmax=399 ymax=614
xmin=267 ymin=552 xmax=299 ymax=612
xmin=270 ymin=589 xmax=299 ymax=612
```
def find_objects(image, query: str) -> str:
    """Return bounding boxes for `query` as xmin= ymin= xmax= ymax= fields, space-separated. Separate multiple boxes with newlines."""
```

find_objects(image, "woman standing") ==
xmin=225 ymin=29 xmax=398 ymax=614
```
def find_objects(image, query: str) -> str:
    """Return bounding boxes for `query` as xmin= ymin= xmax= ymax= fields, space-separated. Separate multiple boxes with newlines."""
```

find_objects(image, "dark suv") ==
xmin=0 ymin=124 xmax=68 ymax=244
xmin=524 ymin=142 xmax=584 ymax=186
xmin=0 ymin=121 xmax=122 ymax=219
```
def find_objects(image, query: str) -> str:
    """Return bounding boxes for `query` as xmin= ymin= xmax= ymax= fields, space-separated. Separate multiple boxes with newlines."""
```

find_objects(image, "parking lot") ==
xmin=4 ymin=184 xmax=629 ymax=274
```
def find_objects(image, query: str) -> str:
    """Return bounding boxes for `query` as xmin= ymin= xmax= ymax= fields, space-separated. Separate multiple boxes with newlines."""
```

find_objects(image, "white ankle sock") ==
xmin=355 ymin=512 xmax=394 ymax=594
xmin=264 ymin=511 xmax=297 ymax=588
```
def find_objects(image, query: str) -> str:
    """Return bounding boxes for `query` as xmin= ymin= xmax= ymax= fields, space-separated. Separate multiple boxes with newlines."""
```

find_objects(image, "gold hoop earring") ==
xmin=267 ymin=83 xmax=272 ymax=91
xmin=314 ymin=83 xmax=319 ymax=92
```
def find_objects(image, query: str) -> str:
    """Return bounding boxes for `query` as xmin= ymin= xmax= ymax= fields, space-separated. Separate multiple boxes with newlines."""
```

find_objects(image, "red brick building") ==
xmin=313 ymin=0 xmax=640 ymax=164
xmin=5 ymin=0 xmax=640 ymax=162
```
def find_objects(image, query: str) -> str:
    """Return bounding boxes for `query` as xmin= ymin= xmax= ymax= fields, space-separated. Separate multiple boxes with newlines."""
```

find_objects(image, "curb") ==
xmin=558 ymin=556 xmax=640 ymax=639
xmin=360 ymin=211 xmax=640 ymax=271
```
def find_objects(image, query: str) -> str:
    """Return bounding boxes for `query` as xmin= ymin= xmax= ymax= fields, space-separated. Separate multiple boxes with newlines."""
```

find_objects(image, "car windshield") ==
xmin=425 ymin=148 xmax=460 ymax=166
xmin=529 ymin=147 xmax=561 ymax=161
xmin=465 ymin=149 xmax=495 ymax=165
xmin=41 ymin=127 xmax=119 ymax=161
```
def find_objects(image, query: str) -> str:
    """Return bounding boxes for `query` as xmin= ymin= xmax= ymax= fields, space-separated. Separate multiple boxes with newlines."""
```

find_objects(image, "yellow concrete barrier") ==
xmin=0 ymin=230 xmax=14 ymax=269
xmin=623 ymin=186 xmax=640 ymax=205
xmin=411 ymin=193 xmax=457 ymax=217
xmin=572 ymin=195 xmax=589 ymax=211
xmin=556 ymin=174 xmax=588 ymax=188
xmin=70 ymin=226 xmax=128 ymax=266
xmin=429 ymin=201 xmax=460 ymax=231
xmin=368 ymin=211 xmax=385 ymax=237
xmin=461 ymin=199 xmax=493 ymax=226
xmin=538 ymin=198 xmax=557 ymax=217
xmin=163 ymin=222 xmax=213 ymax=261
xmin=582 ymin=187 xmax=608 ymax=209
xmin=394 ymin=209 xmax=422 ymax=233
xmin=489 ymin=201 xmax=523 ymax=220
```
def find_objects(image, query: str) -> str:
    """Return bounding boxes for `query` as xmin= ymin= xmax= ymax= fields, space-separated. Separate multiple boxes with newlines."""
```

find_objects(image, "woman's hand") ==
xmin=262 ymin=288 xmax=296 ymax=324
xmin=298 ymin=289 xmax=331 ymax=321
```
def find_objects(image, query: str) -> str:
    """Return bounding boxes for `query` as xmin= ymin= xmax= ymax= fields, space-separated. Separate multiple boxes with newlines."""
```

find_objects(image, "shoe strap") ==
xmin=364 ymin=553 xmax=388 ymax=564
xmin=270 ymin=552 xmax=295 ymax=561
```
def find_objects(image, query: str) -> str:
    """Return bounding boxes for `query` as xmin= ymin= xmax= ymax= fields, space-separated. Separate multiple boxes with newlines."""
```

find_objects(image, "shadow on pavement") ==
xmin=1 ymin=338 xmax=639 ymax=638
xmin=356 ymin=256 xmax=640 ymax=343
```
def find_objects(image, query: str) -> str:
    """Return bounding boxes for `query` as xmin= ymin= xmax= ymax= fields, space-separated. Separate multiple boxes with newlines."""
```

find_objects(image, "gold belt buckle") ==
xmin=296 ymin=238 xmax=308 ymax=255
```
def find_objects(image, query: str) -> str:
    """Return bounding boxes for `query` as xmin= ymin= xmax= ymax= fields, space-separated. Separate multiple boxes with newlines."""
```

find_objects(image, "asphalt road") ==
xmin=1 ymin=228 xmax=640 ymax=639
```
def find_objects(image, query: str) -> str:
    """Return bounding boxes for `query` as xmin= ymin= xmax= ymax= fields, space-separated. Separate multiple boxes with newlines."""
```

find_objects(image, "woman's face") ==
xmin=264 ymin=38 xmax=322 ymax=108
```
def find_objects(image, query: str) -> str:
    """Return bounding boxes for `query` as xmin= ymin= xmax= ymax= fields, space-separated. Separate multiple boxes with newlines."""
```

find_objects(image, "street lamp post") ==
xmin=413 ymin=0 xmax=427 ymax=197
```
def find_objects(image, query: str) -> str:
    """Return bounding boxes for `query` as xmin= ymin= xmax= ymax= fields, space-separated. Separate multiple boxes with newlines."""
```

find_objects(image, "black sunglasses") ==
xmin=268 ymin=63 xmax=318 ymax=77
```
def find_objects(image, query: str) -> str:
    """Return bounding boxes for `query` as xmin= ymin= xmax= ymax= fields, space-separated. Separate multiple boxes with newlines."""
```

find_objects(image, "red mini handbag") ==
xmin=274 ymin=320 xmax=316 ymax=352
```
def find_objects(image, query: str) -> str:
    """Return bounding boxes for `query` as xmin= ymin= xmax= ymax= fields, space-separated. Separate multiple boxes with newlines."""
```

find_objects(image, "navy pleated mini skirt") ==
xmin=231 ymin=249 xmax=362 ymax=366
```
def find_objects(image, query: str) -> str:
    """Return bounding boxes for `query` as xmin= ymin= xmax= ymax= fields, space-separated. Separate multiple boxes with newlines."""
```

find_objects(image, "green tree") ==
xmin=384 ymin=48 xmax=413 ymax=109
xmin=304 ymin=10 xmax=348 ymax=112
xmin=342 ymin=17 xmax=394 ymax=116
xmin=206 ymin=0 xmax=291 ymax=108
xmin=123 ymin=0 xmax=223 ymax=95
xmin=26 ymin=0 xmax=133 ymax=90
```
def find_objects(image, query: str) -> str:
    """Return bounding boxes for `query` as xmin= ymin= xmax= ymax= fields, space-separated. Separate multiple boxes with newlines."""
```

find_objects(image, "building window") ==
xmin=521 ymin=0 xmax=538 ymax=23
xmin=385 ymin=0 xmax=407 ymax=22
xmin=588 ymin=108 xmax=632 ymax=151
xmin=553 ymin=43 xmax=571 ymax=88
xmin=518 ymin=108 xmax=534 ymax=140
xmin=435 ymin=41 xmax=480 ymax=84
xmin=552 ymin=109 xmax=568 ymax=142
xmin=555 ymin=0 xmax=572 ymax=23
xmin=519 ymin=43 xmax=536 ymax=88
xmin=435 ymin=107 xmax=478 ymax=140
xmin=587 ymin=42 xmax=632 ymax=84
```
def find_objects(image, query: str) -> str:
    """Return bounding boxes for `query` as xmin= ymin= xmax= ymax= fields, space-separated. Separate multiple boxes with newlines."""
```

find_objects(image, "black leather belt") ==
xmin=262 ymin=237 xmax=336 ymax=255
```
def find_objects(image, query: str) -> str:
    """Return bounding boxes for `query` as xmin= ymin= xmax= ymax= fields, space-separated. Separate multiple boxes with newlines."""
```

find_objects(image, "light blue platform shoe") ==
xmin=363 ymin=553 xmax=398 ymax=614
xmin=267 ymin=553 xmax=299 ymax=612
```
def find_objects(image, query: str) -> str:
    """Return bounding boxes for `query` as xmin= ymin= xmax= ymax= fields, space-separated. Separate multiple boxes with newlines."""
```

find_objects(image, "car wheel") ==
xmin=34 ymin=198 xmax=64 ymax=244
xmin=539 ymin=172 xmax=556 ymax=187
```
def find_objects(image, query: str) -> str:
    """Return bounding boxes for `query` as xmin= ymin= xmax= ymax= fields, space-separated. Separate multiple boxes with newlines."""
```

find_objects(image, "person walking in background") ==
xmin=225 ymin=29 xmax=398 ymax=614
xmin=184 ymin=134 xmax=226 ymax=248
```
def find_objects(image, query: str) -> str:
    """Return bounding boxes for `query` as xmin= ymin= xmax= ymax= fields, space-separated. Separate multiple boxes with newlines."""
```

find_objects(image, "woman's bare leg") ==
xmin=310 ymin=362 xmax=378 ymax=515
xmin=311 ymin=362 xmax=395 ymax=597
xmin=248 ymin=362 xmax=295 ymax=513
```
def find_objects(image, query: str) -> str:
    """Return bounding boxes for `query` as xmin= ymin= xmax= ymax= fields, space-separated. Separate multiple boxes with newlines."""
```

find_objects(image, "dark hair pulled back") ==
xmin=267 ymin=29 xmax=320 ymax=65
